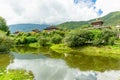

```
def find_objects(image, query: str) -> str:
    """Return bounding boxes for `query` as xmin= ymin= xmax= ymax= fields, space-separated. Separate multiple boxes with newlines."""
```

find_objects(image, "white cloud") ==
xmin=0 ymin=0 xmax=120 ymax=25
xmin=95 ymin=0 xmax=120 ymax=16
xmin=0 ymin=0 xmax=99 ymax=25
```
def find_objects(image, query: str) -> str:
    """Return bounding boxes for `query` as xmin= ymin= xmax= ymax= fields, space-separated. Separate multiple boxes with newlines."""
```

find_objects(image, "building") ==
xmin=91 ymin=20 xmax=103 ymax=27
xmin=32 ymin=29 xmax=40 ymax=33
xmin=44 ymin=26 xmax=59 ymax=32
xmin=13 ymin=31 xmax=20 ymax=34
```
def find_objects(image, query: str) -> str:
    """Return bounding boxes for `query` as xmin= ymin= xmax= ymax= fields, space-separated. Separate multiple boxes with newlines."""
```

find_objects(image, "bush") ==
xmin=101 ymin=29 xmax=117 ymax=45
xmin=64 ymin=30 xmax=88 ymax=47
xmin=64 ymin=29 xmax=117 ymax=47
xmin=15 ymin=36 xmax=37 ymax=44
xmin=51 ymin=34 xmax=63 ymax=44
xmin=25 ymin=36 xmax=37 ymax=43
xmin=0 ymin=36 xmax=13 ymax=52
xmin=38 ymin=37 xmax=50 ymax=46
xmin=108 ymin=37 xmax=116 ymax=45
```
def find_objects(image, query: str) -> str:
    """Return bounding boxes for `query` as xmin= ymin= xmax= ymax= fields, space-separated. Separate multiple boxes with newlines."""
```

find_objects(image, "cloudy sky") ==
xmin=0 ymin=0 xmax=120 ymax=25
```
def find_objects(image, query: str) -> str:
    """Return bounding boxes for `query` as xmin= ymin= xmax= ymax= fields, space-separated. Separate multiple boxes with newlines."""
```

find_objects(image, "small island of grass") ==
xmin=0 ymin=68 xmax=33 ymax=80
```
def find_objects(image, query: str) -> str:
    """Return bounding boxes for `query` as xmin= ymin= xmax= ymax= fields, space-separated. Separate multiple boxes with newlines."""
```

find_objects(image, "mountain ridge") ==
xmin=9 ymin=24 xmax=49 ymax=33
xmin=57 ymin=11 xmax=120 ymax=29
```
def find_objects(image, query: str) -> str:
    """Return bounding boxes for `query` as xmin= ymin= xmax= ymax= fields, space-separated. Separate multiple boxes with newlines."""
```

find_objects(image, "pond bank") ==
xmin=50 ymin=44 xmax=120 ymax=59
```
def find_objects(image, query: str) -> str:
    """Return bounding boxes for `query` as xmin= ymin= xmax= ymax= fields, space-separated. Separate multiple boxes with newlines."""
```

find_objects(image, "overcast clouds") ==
xmin=0 ymin=0 xmax=120 ymax=25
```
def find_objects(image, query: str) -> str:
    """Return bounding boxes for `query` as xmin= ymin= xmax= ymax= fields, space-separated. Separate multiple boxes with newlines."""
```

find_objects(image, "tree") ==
xmin=0 ymin=31 xmax=13 ymax=52
xmin=51 ymin=34 xmax=63 ymax=44
xmin=0 ymin=16 xmax=9 ymax=32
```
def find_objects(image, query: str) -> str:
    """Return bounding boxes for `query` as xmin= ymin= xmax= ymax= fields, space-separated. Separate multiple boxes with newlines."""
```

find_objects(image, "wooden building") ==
xmin=91 ymin=20 xmax=103 ymax=27
xmin=13 ymin=31 xmax=20 ymax=34
xmin=44 ymin=26 xmax=59 ymax=32
xmin=32 ymin=29 xmax=40 ymax=33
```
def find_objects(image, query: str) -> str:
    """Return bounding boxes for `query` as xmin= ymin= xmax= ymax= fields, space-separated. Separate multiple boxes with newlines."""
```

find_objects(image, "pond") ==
xmin=0 ymin=46 xmax=120 ymax=80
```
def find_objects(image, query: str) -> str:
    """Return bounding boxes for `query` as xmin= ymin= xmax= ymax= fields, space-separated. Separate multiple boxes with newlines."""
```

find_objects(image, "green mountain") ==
xmin=57 ymin=11 xmax=120 ymax=29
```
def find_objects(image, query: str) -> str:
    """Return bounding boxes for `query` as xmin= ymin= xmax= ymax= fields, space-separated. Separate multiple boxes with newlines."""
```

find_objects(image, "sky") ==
xmin=0 ymin=0 xmax=120 ymax=25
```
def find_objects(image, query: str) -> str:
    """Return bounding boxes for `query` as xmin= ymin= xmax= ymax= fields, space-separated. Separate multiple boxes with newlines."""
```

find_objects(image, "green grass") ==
xmin=29 ymin=42 xmax=40 ymax=48
xmin=51 ymin=44 xmax=120 ymax=59
xmin=77 ymin=45 xmax=120 ymax=59
xmin=50 ymin=44 xmax=73 ymax=54
xmin=0 ymin=68 xmax=34 ymax=80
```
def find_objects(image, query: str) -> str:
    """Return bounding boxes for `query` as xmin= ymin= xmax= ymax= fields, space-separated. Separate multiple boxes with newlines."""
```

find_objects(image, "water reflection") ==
xmin=7 ymin=52 xmax=120 ymax=80
xmin=11 ymin=46 xmax=50 ymax=54
xmin=0 ymin=53 xmax=11 ymax=68
xmin=64 ymin=54 xmax=120 ymax=71
xmin=11 ymin=47 xmax=120 ymax=71
xmin=49 ymin=51 xmax=120 ymax=71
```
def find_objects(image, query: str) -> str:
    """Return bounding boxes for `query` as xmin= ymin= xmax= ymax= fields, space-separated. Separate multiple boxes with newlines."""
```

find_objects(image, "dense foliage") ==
xmin=11 ymin=30 xmax=65 ymax=47
xmin=11 ymin=28 xmax=118 ymax=48
xmin=64 ymin=29 xmax=117 ymax=47
xmin=0 ymin=31 xmax=13 ymax=52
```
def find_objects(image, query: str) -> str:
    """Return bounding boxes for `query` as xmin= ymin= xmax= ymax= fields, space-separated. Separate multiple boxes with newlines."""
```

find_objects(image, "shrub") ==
xmin=64 ymin=30 xmax=87 ymax=47
xmin=51 ymin=34 xmax=63 ymax=44
xmin=101 ymin=29 xmax=117 ymax=45
xmin=64 ymin=29 xmax=117 ymax=47
xmin=108 ymin=37 xmax=116 ymax=45
xmin=38 ymin=37 xmax=49 ymax=46
xmin=25 ymin=36 xmax=37 ymax=43
xmin=0 ymin=36 xmax=13 ymax=52
xmin=14 ymin=35 xmax=37 ymax=44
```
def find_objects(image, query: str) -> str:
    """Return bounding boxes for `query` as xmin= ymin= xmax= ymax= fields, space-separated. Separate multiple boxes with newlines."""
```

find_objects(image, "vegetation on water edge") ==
xmin=50 ymin=44 xmax=72 ymax=54
xmin=0 ymin=68 xmax=33 ymax=80
xmin=50 ymin=44 xmax=120 ymax=59
xmin=10 ymin=30 xmax=66 ymax=48
xmin=64 ymin=28 xmax=117 ymax=47
xmin=9 ymin=26 xmax=120 ymax=59
xmin=77 ymin=45 xmax=120 ymax=59
xmin=0 ymin=31 xmax=13 ymax=53
xmin=0 ymin=16 xmax=12 ymax=53
xmin=10 ymin=28 xmax=118 ymax=47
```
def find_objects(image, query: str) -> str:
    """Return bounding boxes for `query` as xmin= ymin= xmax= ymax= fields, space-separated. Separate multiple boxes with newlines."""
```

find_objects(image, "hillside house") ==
xmin=44 ymin=26 xmax=59 ymax=32
xmin=32 ymin=29 xmax=40 ymax=33
xmin=13 ymin=31 xmax=20 ymax=34
xmin=91 ymin=20 xmax=103 ymax=27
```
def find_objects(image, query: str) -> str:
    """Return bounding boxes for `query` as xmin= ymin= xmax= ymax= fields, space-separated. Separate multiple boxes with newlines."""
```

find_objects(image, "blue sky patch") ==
xmin=74 ymin=0 xmax=79 ymax=4
xmin=97 ymin=9 xmax=103 ymax=15
xmin=92 ymin=0 xmax=96 ymax=3
xmin=74 ymin=0 xmax=97 ymax=4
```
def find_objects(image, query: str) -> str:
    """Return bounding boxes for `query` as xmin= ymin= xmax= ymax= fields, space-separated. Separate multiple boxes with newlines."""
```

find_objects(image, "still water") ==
xmin=1 ymin=47 xmax=120 ymax=80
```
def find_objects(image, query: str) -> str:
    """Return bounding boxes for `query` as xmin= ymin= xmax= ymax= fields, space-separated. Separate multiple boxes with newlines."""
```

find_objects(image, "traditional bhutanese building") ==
xmin=32 ymin=29 xmax=40 ymax=33
xmin=13 ymin=31 xmax=20 ymax=34
xmin=91 ymin=20 xmax=103 ymax=27
xmin=44 ymin=26 xmax=59 ymax=32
